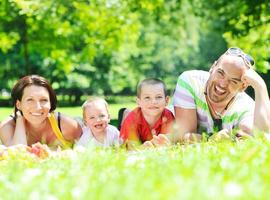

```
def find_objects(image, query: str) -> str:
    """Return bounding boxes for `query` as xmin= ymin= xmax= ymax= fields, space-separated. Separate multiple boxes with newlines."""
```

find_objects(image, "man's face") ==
xmin=207 ymin=56 xmax=247 ymax=105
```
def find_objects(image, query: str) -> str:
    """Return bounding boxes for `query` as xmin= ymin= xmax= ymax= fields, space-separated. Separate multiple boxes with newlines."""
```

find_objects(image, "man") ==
xmin=146 ymin=47 xmax=270 ymax=146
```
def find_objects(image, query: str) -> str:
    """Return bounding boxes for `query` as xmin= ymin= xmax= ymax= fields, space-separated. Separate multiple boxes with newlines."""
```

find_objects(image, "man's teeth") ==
xmin=215 ymin=86 xmax=225 ymax=94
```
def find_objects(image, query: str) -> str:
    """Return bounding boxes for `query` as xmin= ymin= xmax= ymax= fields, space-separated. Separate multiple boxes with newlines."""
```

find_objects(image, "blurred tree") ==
xmin=191 ymin=0 xmax=270 ymax=72
xmin=0 ymin=0 xmax=268 ymax=104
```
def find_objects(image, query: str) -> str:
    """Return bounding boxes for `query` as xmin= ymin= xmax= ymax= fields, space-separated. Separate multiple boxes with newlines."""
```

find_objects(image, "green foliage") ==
xmin=192 ymin=0 xmax=270 ymax=72
xmin=0 ymin=0 xmax=269 ymax=103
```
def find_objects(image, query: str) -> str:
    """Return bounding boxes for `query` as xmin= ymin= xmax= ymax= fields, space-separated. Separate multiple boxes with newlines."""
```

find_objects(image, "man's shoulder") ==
xmin=236 ymin=92 xmax=254 ymax=102
xmin=231 ymin=92 xmax=255 ymax=113
xmin=178 ymin=70 xmax=209 ymax=86
xmin=179 ymin=70 xmax=209 ymax=79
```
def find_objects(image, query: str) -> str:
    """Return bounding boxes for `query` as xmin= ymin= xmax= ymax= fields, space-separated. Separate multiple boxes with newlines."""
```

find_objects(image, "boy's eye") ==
xmin=156 ymin=96 xmax=163 ymax=99
xmin=144 ymin=97 xmax=150 ymax=100
xmin=89 ymin=116 xmax=95 ymax=120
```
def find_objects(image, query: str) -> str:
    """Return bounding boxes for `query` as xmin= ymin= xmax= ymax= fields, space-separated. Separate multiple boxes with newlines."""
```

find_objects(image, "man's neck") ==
xmin=206 ymin=96 xmax=235 ymax=118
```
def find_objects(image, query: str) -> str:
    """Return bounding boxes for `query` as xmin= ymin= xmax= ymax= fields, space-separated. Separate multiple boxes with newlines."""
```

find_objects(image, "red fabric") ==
xmin=120 ymin=107 xmax=174 ymax=143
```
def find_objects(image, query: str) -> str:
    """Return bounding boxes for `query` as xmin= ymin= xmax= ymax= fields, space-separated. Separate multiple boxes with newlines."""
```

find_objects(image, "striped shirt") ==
xmin=173 ymin=70 xmax=254 ymax=135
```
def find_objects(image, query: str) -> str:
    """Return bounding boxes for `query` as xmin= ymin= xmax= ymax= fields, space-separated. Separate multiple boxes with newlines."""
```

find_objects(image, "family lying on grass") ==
xmin=1 ymin=47 xmax=270 ymax=156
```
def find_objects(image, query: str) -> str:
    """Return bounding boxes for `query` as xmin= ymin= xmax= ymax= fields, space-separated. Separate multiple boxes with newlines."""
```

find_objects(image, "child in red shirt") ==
xmin=120 ymin=78 xmax=174 ymax=149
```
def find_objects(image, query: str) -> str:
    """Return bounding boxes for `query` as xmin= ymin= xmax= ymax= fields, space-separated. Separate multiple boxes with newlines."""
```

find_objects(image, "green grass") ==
xmin=0 ymin=103 xmax=136 ymax=122
xmin=1 ymin=138 xmax=270 ymax=199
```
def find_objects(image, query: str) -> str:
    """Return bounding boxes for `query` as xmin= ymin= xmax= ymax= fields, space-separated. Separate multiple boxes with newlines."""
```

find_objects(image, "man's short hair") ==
xmin=137 ymin=78 xmax=167 ymax=97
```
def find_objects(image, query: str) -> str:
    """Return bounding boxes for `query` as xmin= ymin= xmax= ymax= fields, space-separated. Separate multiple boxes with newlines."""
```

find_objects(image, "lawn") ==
xmin=1 ymin=137 xmax=270 ymax=199
xmin=0 ymin=103 xmax=136 ymax=122
xmin=1 ymin=104 xmax=270 ymax=199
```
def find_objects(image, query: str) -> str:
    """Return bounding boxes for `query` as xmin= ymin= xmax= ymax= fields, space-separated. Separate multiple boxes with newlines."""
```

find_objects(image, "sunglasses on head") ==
xmin=225 ymin=47 xmax=255 ymax=68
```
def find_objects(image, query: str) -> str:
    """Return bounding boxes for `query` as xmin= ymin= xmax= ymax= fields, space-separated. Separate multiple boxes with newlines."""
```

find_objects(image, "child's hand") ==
xmin=142 ymin=141 xmax=154 ymax=148
xmin=151 ymin=134 xmax=171 ymax=147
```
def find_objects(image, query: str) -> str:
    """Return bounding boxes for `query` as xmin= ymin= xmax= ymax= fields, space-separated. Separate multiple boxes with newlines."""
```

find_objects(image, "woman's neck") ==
xmin=26 ymin=120 xmax=49 ymax=135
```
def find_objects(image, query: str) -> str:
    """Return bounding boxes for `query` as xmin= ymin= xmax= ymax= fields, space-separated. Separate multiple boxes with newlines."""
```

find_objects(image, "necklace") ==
xmin=206 ymin=96 xmax=224 ymax=118
xmin=204 ymin=87 xmax=235 ymax=119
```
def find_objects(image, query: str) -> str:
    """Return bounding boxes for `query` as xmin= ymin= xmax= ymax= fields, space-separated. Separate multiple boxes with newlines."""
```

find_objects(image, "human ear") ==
xmin=16 ymin=100 xmax=21 ymax=110
xmin=165 ymin=96 xmax=169 ymax=106
xmin=108 ymin=114 xmax=111 ymax=123
xmin=240 ymin=82 xmax=248 ymax=92
xmin=136 ymin=97 xmax=141 ymax=107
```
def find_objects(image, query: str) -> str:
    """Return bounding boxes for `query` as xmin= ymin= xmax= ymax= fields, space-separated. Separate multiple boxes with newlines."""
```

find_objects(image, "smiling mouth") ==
xmin=30 ymin=112 xmax=43 ymax=116
xmin=214 ymin=85 xmax=226 ymax=95
xmin=94 ymin=124 xmax=104 ymax=129
xmin=148 ymin=107 xmax=159 ymax=110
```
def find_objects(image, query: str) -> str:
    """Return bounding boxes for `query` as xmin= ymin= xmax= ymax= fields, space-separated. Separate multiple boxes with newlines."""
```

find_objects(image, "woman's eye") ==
xmin=41 ymin=99 xmax=48 ymax=102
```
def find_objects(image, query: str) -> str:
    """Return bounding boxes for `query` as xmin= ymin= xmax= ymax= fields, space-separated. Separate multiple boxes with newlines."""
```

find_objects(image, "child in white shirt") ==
xmin=76 ymin=97 xmax=122 ymax=147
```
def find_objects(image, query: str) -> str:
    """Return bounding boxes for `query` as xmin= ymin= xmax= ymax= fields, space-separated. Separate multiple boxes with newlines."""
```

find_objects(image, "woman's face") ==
xmin=16 ymin=85 xmax=51 ymax=124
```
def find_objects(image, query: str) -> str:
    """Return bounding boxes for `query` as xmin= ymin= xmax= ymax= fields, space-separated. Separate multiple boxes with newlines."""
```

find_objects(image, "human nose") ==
xmin=150 ymin=98 xmax=158 ymax=104
xmin=219 ymin=77 xmax=229 ymax=88
xmin=34 ymin=101 xmax=42 ymax=109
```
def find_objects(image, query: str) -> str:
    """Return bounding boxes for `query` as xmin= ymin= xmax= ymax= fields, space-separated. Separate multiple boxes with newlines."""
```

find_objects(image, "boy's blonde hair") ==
xmin=137 ymin=78 xmax=167 ymax=97
xmin=82 ymin=97 xmax=109 ymax=119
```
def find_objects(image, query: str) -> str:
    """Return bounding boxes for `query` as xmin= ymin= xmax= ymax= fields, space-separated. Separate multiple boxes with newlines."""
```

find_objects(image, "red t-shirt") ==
xmin=120 ymin=107 xmax=175 ymax=143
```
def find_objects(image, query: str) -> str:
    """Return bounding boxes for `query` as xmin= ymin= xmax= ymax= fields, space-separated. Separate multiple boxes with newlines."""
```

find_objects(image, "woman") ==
xmin=0 ymin=75 xmax=82 ymax=149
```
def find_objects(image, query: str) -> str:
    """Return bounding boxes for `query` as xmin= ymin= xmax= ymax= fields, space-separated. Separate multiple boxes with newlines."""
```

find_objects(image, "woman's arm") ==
xmin=59 ymin=113 xmax=82 ymax=142
xmin=0 ymin=113 xmax=27 ymax=146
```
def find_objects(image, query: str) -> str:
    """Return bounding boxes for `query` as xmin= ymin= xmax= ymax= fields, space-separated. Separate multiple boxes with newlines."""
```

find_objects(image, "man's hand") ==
xmin=208 ymin=129 xmax=231 ymax=142
xmin=241 ymin=68 xmax=266 ymax=91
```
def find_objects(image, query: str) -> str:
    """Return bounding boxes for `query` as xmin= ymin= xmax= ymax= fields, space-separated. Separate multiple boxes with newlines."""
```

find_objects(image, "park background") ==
xmin=1 ymin=1 xmax=270 ymax=199
xmin=0 ymin=0 xmax=269 ymax=112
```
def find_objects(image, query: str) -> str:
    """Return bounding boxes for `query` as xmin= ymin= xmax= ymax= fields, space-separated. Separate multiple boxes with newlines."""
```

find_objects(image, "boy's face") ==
xmin=137 ymin=83 xmax=169 ymax=117
xmin=84 ymin=101 xmax=110 ymax=135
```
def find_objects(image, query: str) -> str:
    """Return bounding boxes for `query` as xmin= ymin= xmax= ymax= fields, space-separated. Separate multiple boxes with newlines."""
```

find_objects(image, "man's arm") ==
xmin=148 ymin=107 xmax=201 ymax=146
xmin=242 ymin=69 xmax=270 ymax=132
xmin=168 ymin=107 xmax=198 ymax=143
